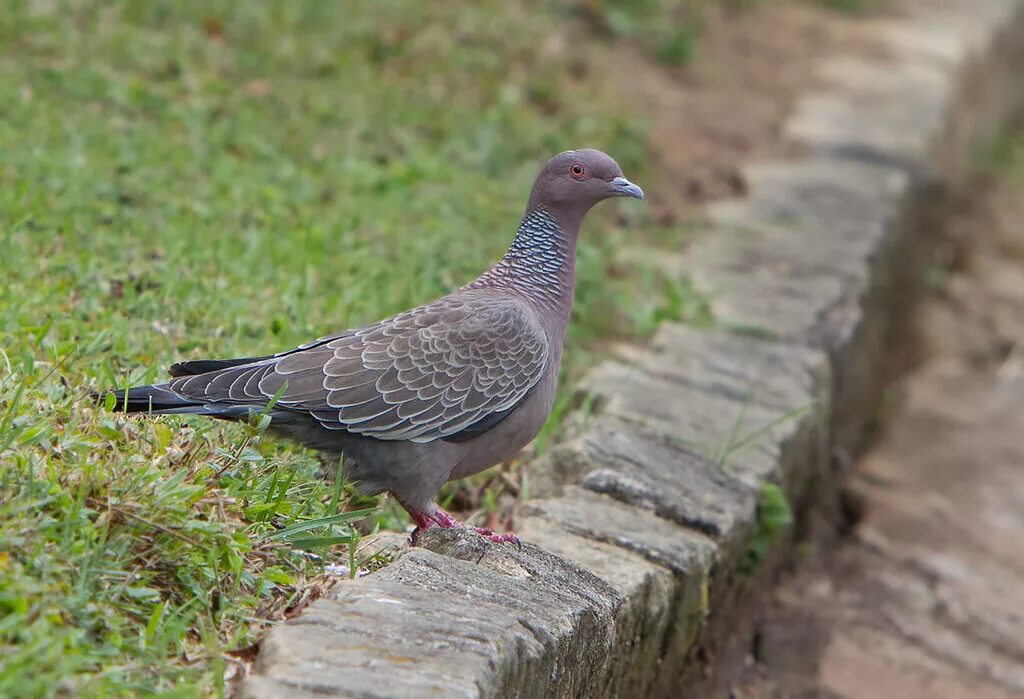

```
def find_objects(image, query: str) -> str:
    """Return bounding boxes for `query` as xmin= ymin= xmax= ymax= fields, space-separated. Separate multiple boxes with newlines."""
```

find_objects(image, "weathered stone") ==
xmin=640 ymin=323 xmax=828 ymax=415
xmin=616 ymin=324 xmax=832 ymax=506
xmin=514 ymin=517 xmax=677 ymax=697
xmin=786 ymin=62 xmax=949 ymax=175
xmin=241 ymin=575 xmax=491 ymax=699
xmin=243 ymin=529 xmax=623 ymax=699
xmin=575 ymin=360 xmax=810 ymax=488
xmin=573 ymin=417 xmax=754 ymax=540
xmin=788 ymin=0 xmax=1024 ymax=179
xmin=685 ymin=158 xmax=923 ymax=457
xmin=687 ymin=159 xmax=909 ymax=343
xmin=523 ymin=487 xmax=716 ymax=576
xmin=356 ymin=530 xmax=411 ymax=559
xmin=705 ymin=176 xmax=905 ymax=291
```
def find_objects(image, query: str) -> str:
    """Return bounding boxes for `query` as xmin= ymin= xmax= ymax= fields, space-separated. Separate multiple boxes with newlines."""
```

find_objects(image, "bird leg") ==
xmin=405 ymin=504 xmax=520 ymax=545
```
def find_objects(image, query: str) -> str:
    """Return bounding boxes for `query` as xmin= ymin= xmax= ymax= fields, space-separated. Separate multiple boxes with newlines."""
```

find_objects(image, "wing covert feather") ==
xmin=169 ymin=293 xmax=549 ymax=443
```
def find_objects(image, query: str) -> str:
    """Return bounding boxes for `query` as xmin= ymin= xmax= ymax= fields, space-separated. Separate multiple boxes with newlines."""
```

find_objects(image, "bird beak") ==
xmin=609 ymin=176 xmax=645 ymax=200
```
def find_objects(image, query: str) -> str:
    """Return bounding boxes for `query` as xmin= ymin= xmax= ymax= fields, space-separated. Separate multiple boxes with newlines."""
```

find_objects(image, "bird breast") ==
xmin=446 ymin=358 xmax=560 ymax=481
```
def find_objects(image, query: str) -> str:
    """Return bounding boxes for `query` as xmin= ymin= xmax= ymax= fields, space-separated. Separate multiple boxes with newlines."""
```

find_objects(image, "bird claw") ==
xmin=405 ymin=506 xmax=520 ymax=548
xmin=472 ymin=526 xmax=521 ymax=547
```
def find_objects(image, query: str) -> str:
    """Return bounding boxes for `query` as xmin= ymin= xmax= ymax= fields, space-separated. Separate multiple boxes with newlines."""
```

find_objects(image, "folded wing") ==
xmin=167 ymin=292 xmax=549 ymax=443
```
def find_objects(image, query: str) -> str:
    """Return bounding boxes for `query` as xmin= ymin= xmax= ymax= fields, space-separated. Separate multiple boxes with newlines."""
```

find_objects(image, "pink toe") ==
xmin=484 ymin=531 xmax=520 ymax=544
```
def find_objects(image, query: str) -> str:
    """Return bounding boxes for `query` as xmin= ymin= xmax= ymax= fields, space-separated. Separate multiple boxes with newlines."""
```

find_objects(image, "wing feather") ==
xmin=167 ymin=291 xmax=549 ymax=443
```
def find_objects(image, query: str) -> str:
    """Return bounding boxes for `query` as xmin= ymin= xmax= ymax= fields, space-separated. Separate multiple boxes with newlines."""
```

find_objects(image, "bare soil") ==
xmin=596 ymin=1 xmax=892 ymax=226
xmin=730 ymin=168 xmax=1024 ymax=698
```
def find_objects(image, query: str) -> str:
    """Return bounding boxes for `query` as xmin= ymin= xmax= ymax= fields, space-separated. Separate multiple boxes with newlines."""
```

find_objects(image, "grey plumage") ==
xmin=166 ymin=291 xmax=548 ymax=442
xmin=97 ymin=149 xmax=644 ymax=542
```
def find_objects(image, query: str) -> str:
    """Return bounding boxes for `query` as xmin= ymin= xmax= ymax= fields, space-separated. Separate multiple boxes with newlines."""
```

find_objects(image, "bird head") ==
xmin=527 ymin=149 xmax=645 ymax=218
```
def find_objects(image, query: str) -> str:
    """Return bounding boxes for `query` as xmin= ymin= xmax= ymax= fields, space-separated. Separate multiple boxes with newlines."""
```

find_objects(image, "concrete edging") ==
xmin=241 ymin=2 xmax=1024 ymax=696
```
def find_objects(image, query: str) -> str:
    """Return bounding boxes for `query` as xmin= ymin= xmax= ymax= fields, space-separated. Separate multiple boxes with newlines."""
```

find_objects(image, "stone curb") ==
xmin=241 ymin=2 xmax=1024 ymax=696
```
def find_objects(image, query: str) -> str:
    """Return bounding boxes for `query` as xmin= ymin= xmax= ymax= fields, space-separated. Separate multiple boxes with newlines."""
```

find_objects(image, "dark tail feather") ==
xmin=92 ymin=384 xmax=259 ymax=421
xmin=93 ymin=384 xmax=209 ymax=415
xmin=168 ymin=356 xmax=271 ymax=377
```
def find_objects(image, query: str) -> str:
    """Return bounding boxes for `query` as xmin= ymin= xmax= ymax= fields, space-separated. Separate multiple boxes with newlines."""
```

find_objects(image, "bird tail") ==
xmin=93 ymin=384 xmax=210 ymax=415
xmin=167 ymin=355 xmax=272 ymax=377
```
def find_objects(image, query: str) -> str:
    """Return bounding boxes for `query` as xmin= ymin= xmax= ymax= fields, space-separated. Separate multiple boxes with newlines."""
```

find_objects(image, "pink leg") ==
xmin=404 ymin=504 xmax=520 ymax=546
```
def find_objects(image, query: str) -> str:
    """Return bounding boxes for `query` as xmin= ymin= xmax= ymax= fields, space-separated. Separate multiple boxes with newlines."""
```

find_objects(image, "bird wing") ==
xmin=167 ymin=292 xmax=550 ymax=443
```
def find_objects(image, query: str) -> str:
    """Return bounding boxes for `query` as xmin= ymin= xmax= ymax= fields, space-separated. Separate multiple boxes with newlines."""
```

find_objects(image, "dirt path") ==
xmin=578 ymin=0 xmax=887 ymax=228
xmin=732 ymin=164 xmax=1024 ymax=697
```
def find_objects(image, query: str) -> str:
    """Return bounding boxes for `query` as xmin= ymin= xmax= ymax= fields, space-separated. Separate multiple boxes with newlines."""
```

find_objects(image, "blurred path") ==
xmin=734 ymin=170 xmax=1024 ymax=697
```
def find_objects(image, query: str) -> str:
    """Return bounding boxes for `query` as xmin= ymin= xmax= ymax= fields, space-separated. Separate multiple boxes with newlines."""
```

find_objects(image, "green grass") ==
xmin=585 ymin=0 xmax=704 ymax=66
xmin=740 ymin=482 xmax=793 ymax=576
xmin=812 ymin=0 xmax=887 ymax=13
xmin=0 ymin=1 xmax=720 ymax=694
xmin=1010 ymin=132 xmax=1024 ymax=184
xmin=984 ymin=122 xmax=1024 ymax=180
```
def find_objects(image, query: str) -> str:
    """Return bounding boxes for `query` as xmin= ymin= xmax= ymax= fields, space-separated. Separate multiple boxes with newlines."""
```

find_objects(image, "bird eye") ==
xmin=570 ymin=163 xmax=585 ymax=179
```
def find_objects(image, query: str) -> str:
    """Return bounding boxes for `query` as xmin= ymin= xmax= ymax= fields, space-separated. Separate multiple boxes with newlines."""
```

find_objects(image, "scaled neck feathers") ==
xmin=466 ymin=208 xmax=577 ymax=311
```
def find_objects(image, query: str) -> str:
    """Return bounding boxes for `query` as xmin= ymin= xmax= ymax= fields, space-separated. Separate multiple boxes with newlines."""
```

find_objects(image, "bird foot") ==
xmin=471 ymin=527 xmax=521 ymax=546
xmin=406 ymin=506 xmax=519 ymax=546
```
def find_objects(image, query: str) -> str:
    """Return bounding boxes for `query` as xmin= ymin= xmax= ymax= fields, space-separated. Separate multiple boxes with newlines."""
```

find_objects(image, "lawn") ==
xmin=0 ymin=0 xmax=895 ymax=693
xmin=0 ymin=1 xmax=707 ymax=694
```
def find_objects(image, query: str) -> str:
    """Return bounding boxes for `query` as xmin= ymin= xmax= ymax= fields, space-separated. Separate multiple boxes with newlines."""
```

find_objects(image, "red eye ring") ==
xmin=570 ymin=163 xmax=585 ymax=179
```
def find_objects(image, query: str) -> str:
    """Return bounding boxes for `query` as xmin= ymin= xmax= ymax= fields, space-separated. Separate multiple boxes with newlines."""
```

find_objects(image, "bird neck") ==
xmin=468 ymin=207 xmax=579 ymax=314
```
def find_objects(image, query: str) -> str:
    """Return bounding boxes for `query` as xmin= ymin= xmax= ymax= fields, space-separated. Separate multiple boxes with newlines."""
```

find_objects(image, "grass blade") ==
xmin=289 ymin=535 xmax=357 ymax=549
xmin=261 ymin=508 xmax=376 ymax=541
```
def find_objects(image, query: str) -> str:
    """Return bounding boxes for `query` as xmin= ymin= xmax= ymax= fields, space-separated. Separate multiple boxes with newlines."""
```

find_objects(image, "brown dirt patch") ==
xmin=594 ymin=1 xmax=894 ymax=225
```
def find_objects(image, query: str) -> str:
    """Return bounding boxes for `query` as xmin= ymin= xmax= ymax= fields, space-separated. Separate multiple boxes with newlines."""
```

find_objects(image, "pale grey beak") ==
xmin=610 ymin=176 xmax=645 ymax=200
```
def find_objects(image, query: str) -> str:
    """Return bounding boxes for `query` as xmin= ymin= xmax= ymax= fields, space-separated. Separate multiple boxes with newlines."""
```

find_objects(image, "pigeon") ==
xmin=96 ymin=149 xmax=644 ymax=543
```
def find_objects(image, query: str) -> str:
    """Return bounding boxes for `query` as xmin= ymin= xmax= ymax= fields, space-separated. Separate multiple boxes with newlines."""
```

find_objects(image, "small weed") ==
xmin=813 ymin=0 xmax=880 ymax=13
xmin=589 ymin=0 xmax=704 ymax=66
xmin=656 ymin=27 xmax=700 ymax=67
xmin=710 ymin=391 xmax=812 ymax=471
xmin=741 ymin=483 xmax=794 ymax=575
xmin=983 ymin=123 xmax=1024 ymax=179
